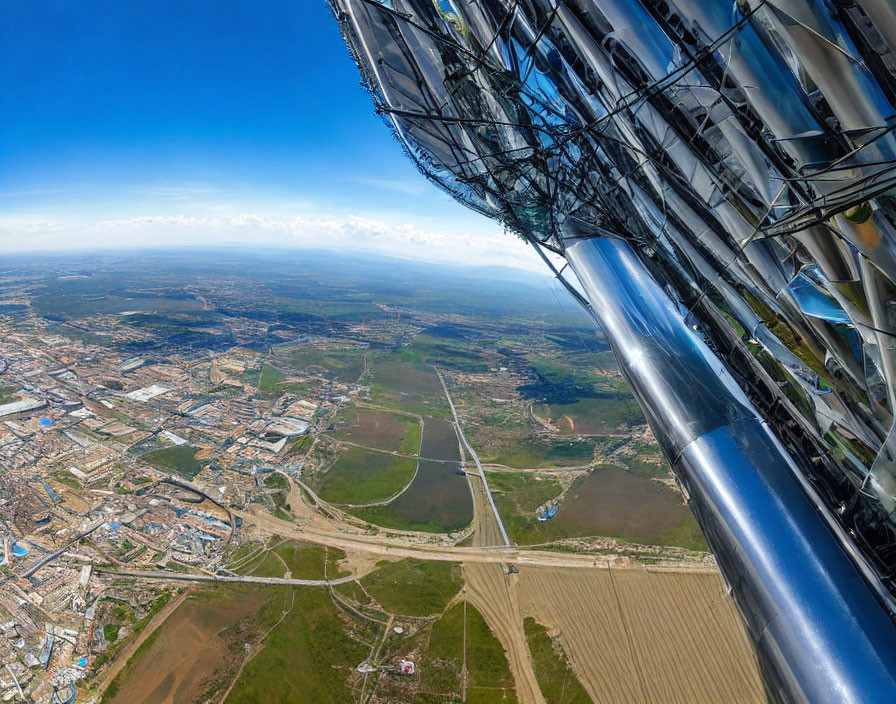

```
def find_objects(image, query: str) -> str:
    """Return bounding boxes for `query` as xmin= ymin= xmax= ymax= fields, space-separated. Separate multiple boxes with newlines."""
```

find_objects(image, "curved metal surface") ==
xmin=680 ymin=422 xmax=896 ymax=703
xmin=563 ymin=232 xmax=754 ymax=457
xmin=566 ymin=235 xmax=896 ymax=703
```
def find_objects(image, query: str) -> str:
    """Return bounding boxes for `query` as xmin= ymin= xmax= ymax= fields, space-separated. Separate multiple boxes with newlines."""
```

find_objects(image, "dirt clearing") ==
xmin=104 ymin=586 xmax=274 ymax=704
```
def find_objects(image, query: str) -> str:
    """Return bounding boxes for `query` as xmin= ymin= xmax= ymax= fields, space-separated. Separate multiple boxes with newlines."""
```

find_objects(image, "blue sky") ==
xmin=0 ymin=1 xmax=540 ymax=269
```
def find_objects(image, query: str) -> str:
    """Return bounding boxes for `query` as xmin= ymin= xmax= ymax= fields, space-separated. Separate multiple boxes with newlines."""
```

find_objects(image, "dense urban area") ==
xmin=0 ymin=249 xmax=763 ymax=703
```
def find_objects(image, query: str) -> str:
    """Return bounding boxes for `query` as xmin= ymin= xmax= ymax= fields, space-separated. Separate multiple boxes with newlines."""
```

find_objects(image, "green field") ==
xmin=464 ymin=603 xmax=515 ymax=689
xmin=287 ymin=346 xmax=367 ymax=383
xmin=235 ymin=540 xmax=348 ymax=581
xmin=400 ymin=422 xmax=422 ymax=454
xmin=97 ymin=556 xmax=508 ymax=704
xmin=348 ymin=431 xmax=473 ymax=534
xmin=306 ymin=347 xmax=449 ymax=418
xmin=139 ymin=445 xmax=204 ymax=479
xmin=237 ymin=549 xmax=288 ymax=578
xmin=258 ymin=362 xmax=315 ymax=395
xmin=485 ymin=439 xmax=594 ymax=469
xmin=372 ymin=358 xmax=443 ymax=395
xmin=367 ymin=388 xmax=452 ymax=419
xmin=623 ymin=444 xmax=668 ymax=478
xmin=366 ymin=355 xmax=451 ymax=419
xmin=420 ymin=600 xmax=465 ymax=692
xmin=349 ymin=493 xmax=472 ymax=533
xmin=544 ymin=396 xmax=644 ymax=433
xmin=378 ymin=599 xmax=517 ymax=702
xmin=285 ymin=435 xmax=313 ymax=458
xmin=273 ymin=541 xmax=347 ymax=580
xmin=332 ymin=406 xmax=420 ymax=454
xmin=258 ymin=363 xmax=286 ymax=391
xmin=486 ymin=472 xmax=563 ymax=543
xmin=423 ymin=600 xmax=516 ymax=697
xmin=527 ymin=352 xmax=623 ymax=386
xmin=524 ymin=617 xmax=591 ymax=703
xmin=263 ymin=472 xmax=289 ymax=490
xmin=401 ymin=334 xmax=490 ymax=372
xmin=225 ymin=587 xmax=366 ymax=704
xmin=315 ymin=448 xmax=416 ymax=505
xmin=489 ymin=468 xmax=707 ymax=551
xmin=526 ymin=355 xmax=600 ymax=386
xmin=465 ymin=691 xmax=518 ymax=703
xmin=361 ymin=559 xmax=463 ymax=616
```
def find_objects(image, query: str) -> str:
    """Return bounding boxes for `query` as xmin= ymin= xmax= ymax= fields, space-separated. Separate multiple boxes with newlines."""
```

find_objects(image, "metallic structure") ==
xmin=328 ymin=0 xmax=896 ymax=700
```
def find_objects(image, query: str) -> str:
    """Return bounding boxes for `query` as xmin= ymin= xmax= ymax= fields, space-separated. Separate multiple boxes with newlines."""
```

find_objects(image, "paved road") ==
xmin=98 ymin=568 xmax=358 ymax=587
xmin=435 ymin=367 xmax=511 ymax=546
xmin=241 ymin=508 xmax=728 ymax=573
xmin=21 ymin=518 xmax=107 ymax=578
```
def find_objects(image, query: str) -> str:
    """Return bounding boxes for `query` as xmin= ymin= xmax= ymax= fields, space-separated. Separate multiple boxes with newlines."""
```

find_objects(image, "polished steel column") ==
xmin=564 ymin=235 xmax=896 ymax=704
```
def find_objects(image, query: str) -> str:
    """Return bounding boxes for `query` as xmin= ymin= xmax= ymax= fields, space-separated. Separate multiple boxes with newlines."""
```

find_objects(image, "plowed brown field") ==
xmin=518 ymin=567 xmax=765 ymax=703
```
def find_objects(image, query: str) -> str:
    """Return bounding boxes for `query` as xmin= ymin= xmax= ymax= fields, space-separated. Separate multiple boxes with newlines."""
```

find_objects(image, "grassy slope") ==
xmin=486 ymin=439 xmax=594 ymax=469
xmin=361 ymin=559 xmax=463 ymax=617
xmin=465 ymin=603 xmax=515 ymax=688
xmin=489 ymin=470 xmax=707 ymax=551
xmin=487 ymin=472 xmax=563 ymax=544
xmin=258 ymin=363 xmax=286 ymax=391
xmin=400 ymin=422 xmax=422 ymax=455
xmin=234 ymin=541 xmax=348 ymax=581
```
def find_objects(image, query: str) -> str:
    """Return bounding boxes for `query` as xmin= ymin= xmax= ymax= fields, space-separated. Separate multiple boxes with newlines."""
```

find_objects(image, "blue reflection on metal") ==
xmin=785 ymin=274 xmax=852 ymax=324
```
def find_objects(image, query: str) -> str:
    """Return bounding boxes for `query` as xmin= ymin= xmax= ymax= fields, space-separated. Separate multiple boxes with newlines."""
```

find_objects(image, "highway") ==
xmin=240 ymin=507 xmax=719 ymax=573
xmin=98 ymin=568 xmax=358 ymax=587
xmin=435 ymin=367 xmax=511 ymax=546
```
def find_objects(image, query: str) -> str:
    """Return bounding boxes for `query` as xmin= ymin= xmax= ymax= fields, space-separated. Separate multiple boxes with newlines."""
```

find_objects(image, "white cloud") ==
xmin=0 ymin=212 xmax=548 ymax=273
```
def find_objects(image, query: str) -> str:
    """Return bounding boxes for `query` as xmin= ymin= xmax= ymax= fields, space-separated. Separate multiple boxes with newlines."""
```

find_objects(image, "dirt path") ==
xmin=465 ymin=561 xmax=545 ymax=704
xmin=93 ymin=588 xmax=191 ymax=697
xmin=464 ymin=460 xmax=545 ymax=704
xmin=217 ymin=588 xmax=297 ymax=704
